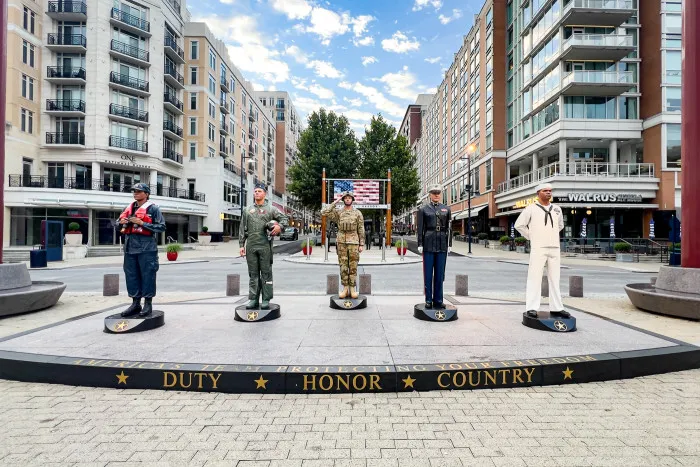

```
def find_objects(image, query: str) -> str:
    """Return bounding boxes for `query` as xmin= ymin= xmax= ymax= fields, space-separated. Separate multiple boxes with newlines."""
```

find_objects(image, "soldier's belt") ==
xmin=426 ymin=226 xmax=442 ymax=231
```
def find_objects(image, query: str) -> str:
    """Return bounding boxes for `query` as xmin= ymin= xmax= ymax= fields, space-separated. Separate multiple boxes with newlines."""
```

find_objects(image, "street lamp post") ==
xmin=459 ymin=145 xmax=478 ymax=255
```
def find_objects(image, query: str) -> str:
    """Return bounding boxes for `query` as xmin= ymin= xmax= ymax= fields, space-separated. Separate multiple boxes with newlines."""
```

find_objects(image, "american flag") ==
xmin=333 ymin=180 xmax=380 ymax=204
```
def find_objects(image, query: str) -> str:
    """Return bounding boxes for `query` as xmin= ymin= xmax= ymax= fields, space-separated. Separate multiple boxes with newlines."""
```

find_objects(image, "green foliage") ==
xmin=302 ymin=238 xmax=315 ymax=247
xmin=288 ymin=109 xmax=359 ymax=210
xmin=67 ymin=222 xmax=80 ymax=232
xmin=477 ymin=233 xmax=488 ymax=240
xmin=358 ymin=115 xmax=420 ymax=218
xmin=614 ymin=242 xmax=632 ymax=253
xmin=201 ymin=226 xmax=209 ymax=233
xmin=514 ymin=237 xmax=528 ymax=246
xmin=499 ymin=235 xmax=511 ymax=245
xmin=166 ymin=243 xmax=183 ymax=253
xmin=394 ymin=238 xmax=407 ymax=248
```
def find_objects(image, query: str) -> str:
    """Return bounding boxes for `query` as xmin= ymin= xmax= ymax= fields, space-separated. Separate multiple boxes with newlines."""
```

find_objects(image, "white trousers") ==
xmin=526 ymin=247 xmax=564 ymax=312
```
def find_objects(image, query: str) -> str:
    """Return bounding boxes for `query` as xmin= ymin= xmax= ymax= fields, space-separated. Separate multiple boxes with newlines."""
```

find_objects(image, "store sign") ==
xmin=514 ymin=196 xmax=539 ymax=209
xmin=559 ymin=193 xmax=643 ymax=203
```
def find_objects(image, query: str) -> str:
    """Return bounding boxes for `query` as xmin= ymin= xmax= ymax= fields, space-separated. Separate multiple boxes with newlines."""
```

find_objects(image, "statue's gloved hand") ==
xmin=417 ymin=246 xmax=423 ymax=254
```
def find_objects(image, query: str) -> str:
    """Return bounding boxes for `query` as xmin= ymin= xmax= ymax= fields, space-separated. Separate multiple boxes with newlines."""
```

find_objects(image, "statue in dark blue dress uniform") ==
xmin=416 ymin=184 xmax=452 ymax=309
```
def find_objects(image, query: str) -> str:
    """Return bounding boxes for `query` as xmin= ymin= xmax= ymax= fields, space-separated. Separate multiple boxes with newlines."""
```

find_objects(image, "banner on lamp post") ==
xmin=649 ymin=219 xmax=655 ymax=239
xmin=581 ymin=218 xmax=587 ymax=238
xmin=510 ymin=223 xmax=515 ymax=238
xmin=609 ymin=216 xmax=615 ymax=239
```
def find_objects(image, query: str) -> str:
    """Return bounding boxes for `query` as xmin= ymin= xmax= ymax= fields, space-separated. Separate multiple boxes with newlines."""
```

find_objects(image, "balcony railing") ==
xmin=8 ymin=175 xmax=205 ymax=202
xmin=163 ymin=120 xmax=183 ymax=137
xmin=165 ymin=0 xmax=181 ymax=14
xmin=497 ymin=161 xmax=656 ymax=194
xmin=46 ymin=99 xmax=85 ymax=112
xmin=163 ymin=147 xmax=183 ymax=164
xmin=563 ymin=33 xmax=634 ymax=49
xmin=109 ymin=135 xmax=148 ymax=152
xmin=164 ymin=65 xmax=184 ymax=85
xmin=164 ymin=36 xmax=184 ymax=59
xmin=219 ymin=143 xmax=229 ymax=155
xmin=110 ymin=39 xmax=149 ymax=62
xmin=220 ymin=97 xmax=229 ymax=113
xmin=46 ymin=132 xmax=85 ymax=145
xmin=566 ymin=0 xmax=634 ymax=11
xmin=47 ymin=1 xmax=87 ymax=15
xmin=562 ymin=70 xmax=634 ymax=86
xmin=163 ymin=92 xmax=183 ymax=111
xmin=109 ymin=103 xmax=148 ymax=122
xmin=111 ymin=8 xmax=150 ymax=33
xmin=220 ymin=121 xmax=228 ymax=133
xmin=47 ymin=33 xmax=86 ymax=47
xmin=224 ymin=161 xmax=239 ymax=174
xmin=47 ymin=66 xmax=86 ymax=80
xmin=110 ymin=71 xmax=149 ymax=93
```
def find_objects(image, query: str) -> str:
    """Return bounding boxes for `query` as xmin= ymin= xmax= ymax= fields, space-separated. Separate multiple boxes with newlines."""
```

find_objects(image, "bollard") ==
xmin=650 ymin=277 xmax=657 ymax=286
xmin=541 ymin=275 xmax=549 ymax=297
xmin=569 ymin=276 xmax=583 ymax=297
xmin=103 ymin=274 xmax=119 ymax=296
xmin=381 ymin=235 xmax=386 ymax=263
xmin=226 ymin=274 xmax=240 ymax=296
xmin=359 ymin=274 xmax=371 ymax=295
xmin=324 ymin=235 xmax=329 ymax=262
xmin=327 ymin=274 xmax=339 ymax=295
xmin=455 ymin=274 xmax=468 ymax=296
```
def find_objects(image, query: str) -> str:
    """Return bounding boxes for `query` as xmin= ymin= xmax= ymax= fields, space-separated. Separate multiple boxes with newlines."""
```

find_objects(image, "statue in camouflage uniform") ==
xmin=239 ymin=183 xmax=288 ymax=309
xmin=321 ymin=191 xmax=365 ymax=298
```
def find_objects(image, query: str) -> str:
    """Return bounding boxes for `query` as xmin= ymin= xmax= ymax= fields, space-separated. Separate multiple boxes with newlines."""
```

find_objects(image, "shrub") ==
xmin=67 ymin=222 xmax=81 ymax=233
xmin=302 ymin=238 xmax=315 ymax=247
xmin=477 ymin=233 xmax=488 ymax=241
xmin=166 ymin=243 xmax=183 ymax=253
xmin=499 ymin=235 xmax=511 ymax=245
xmin=614 ymin=242 xmax=632 ymax=253
xmin=200 ymin=226 xmax=210 ymax=235
xmin=394 ymin=238 xmax=407 ymax=248
xmin=514 ymin=237 xmax=528 ymax=246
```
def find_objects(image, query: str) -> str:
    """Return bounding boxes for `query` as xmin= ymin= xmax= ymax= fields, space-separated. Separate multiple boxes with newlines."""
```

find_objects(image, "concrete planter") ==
xmin=616 ymin=253 xmax=634 ymax=262
xmin=516 ymin=246 xmax=526 ymax=253
xmin=64 ymin=245 xmax=87 ymax=259
xmin=64 ymin=233 xmax=82 ymax=246
xmin=501 ymin=245 xmax=510 ymax=251
xmin=199 ymin=235 xmax=211 ymax=245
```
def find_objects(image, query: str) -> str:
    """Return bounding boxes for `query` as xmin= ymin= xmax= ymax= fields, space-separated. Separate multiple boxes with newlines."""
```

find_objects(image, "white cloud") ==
xmin=438 ymin=9 xmax=462 ymax=24
xmin=351 ymin=15 xmax=374 ymax=37
xmin=344 ymin=97 xmax=364 ymax=107
xmin=339 ymin=81 xmax=405 ymax=117
xmin=291 ymin=77 xmax=309 ymax=91
xmin=376 ymin=66 xmax=421 ymax=101
xmin=353 ymin=36 xmax=374 ymax=47
xmin=381 ymin=31 xmax=420 ymax=54
xmin=284 ymin=45 xmax=309 ymax=64
xmin=412 ymin=0 xmax=442 ymax=11
xmin=219 ymin=0 xmax=235 ymax=4
xmin=270 ymin=0 xmax=312 ymax=20
xmin=424 ymin=56 xmax=441 ymax=64
xmin=361 ymin=56 xmax=377 ymax=66
xmin=308 ymin=83 xmax=334 ymax=99
xmin=306 ymin=7 xmax=350 ymax=45
xmin=307 ymin=60 xmax=343 ymax=78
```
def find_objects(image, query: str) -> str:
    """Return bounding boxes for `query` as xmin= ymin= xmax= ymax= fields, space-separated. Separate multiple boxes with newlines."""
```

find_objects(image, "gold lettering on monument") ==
xmin=301 ymin=374 xmax=382 ymax=391
xmin=162 ymin=371 xmax=222 ymax=390
xmin=436 ymin=368 xmax=537 ymax=389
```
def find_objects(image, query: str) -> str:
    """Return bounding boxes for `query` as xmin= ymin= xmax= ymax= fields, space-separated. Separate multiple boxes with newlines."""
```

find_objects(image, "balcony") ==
xmin=46 ymin=33 xmax=86 ymax=53
xmin=219 ymin=143 xmax=229 ymax=157
xmin=163 ymin=120 xmax=183 ymax=140
xmin=45 ymin=99 xmax=85 ymax=116
xmin=47 ymin=1 xmax=86 ymax=21
xmin=164 ymin=35 xmax=185 ymax=64
xmin=110 ymin=8 xmax=151 ymax=37
xmin=220 ymin=74 xmax=230 ymax=92
xmin=220 ymin=121 xmax=229 ymax=135
xmin=109 ymin=71 xmax=150 ymax=96
xmin=561 ymin=34 xmax=635 ymax=62
xmin=561 ymin=70 xmax=635 ymax=96
xmin=164 ymin=65 xmax=184 ymax=89
xmin=561 ymin=0 xmax=635 ymax=28
xmin=163 ymin=147 xmax=183 ymax=164
xmin=219 ymin=97 xmax=229 ymax=114
xmin=224 ymin=161 xmax=239 ymax=175
xmin=165 ymin=0 xmax=181 ymax=15
xmin=110 ymin=40 xmax=150 ymax=66
xmin=8 ymin=175 xmax=205 ymax=202
xmin=46 ymin=132 xmax=85 ymax=146
xmin=108 ymin=103 xmax=149 ymax=126
xmin=163 ymin=92 xmax=184 ymax=114
xmin=109 ymin=135 xmax=148 ymax=153
xmin=248 ymin=111 xmax=255 ymax=122
xmin=46 ymin=66 xmax=86 ymax=84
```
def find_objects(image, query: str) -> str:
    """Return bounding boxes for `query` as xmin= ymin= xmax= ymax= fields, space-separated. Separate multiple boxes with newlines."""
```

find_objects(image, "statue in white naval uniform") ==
xmin=514 ymin=183 xmax=570 ymax=319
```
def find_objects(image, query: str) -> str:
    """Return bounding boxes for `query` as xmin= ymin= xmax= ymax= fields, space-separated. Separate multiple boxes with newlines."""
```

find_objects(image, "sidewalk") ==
xmin=285 ymin=247 xmax=421 ymax=265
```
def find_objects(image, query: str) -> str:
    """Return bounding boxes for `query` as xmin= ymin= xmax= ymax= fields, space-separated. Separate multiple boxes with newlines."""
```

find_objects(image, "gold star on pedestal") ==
xmin=115 ymin=321 xmax=129 ymax=332
xmin=402 ymin=375 xmax=416 ymax=389
xmin=562 ymin=367 xmax=574 ymax=380
xmin=116 ymin=371 xmax=129 ymax=385
xmin=254 ymin=375 xmax=268 ymax=389
xmin=434 ymin=310 xmax=446 ymax=321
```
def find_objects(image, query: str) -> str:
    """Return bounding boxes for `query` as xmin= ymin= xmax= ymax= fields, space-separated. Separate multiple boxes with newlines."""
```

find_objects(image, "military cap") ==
xmin=130 ymin=183 xmax=151 ymax=194
xmin=427 ymin=184 xmax=442 ymax=194
xmin=536 ymin=183 xmax=552 ymax=192
xmin=341 ymin=191 xmax=355 ymax=201
xmin=254 ymin=182 xmax=267 ymax=192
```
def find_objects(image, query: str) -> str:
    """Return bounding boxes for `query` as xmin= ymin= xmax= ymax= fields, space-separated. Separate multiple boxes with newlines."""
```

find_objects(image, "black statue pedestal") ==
xmin=330 ymin=295 xmax=367 ymax=310
xmin=104 ymin=310 xmax=165 ymax=334
xmin=522 ymin=311 xmax=576 ymax=332
xmin=413 ymin=303 xmax=458 ymax=322
xmin=234 ymin=304 xmax=281 ymax=322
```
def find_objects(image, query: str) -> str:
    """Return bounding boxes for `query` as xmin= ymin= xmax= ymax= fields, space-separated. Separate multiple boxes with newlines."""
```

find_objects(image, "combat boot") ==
xmin=261 ymin=300 xmax=270 ymax=310
xmin=246 ymin=299 xmax=259 ymax=309
xmin=350 ymin=286 xmax=359 ymax=299
xmin=139 ymin=298 xmax=153 ymax=317
xmin=121 ymin=298 xmax=141 ymax=317
xmin=339 ymin=286 xmax=349 ymax=298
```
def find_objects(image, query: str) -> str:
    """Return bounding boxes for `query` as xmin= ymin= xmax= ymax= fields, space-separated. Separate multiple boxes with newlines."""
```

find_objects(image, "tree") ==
xmin=358 ymin=115 xmax=420 ymax=218
xmin=288 ymin=109 xmax=359 ymax=210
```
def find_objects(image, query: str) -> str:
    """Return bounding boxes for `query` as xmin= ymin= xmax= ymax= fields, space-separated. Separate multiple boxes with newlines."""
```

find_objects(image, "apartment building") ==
xmin=399 ymin=94 xmax=432 ymax=147
xmin=183 ymin=23 xmax=277 ymax=239
xmin=415 ymin=0 xmax=680 ymax=242
xmin=3 ymin=0 xmax=208 ymax=253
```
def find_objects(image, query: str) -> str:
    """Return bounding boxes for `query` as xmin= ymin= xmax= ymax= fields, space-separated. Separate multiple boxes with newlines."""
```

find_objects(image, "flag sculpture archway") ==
xmin=321 ymin=168 xmax=392 ymax=247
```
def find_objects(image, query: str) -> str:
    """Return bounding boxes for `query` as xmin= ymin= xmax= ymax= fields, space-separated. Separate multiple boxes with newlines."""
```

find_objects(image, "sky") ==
xmin=190 ymin=0 xmax=482 ymax=135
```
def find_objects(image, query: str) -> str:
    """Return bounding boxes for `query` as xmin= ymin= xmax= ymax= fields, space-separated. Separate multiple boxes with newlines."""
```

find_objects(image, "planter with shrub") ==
xmin=199 ymin=226 xmax=211 ymax=245
xmin=477 ymin=233 xmax=488 ymax=245
xmin=514 ymin=237 xmax=528 ymax=253
xmin=394 ymin=238 xmax=407 ymax=255
xmin=65 ymin=222 xmax=83 ymax=246
xmin=301 ymin=238 xmax=315 ymax=255
xmin=614 ymin=242 xmax=634 ymax=262
xmin=166 ymin=243 xmax=182 ymax=261
xmin=500 ymin=235 xmax=512 ymax=251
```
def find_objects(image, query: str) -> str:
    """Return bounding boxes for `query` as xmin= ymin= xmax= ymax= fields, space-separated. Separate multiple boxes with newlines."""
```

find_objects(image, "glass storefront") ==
xmin=562 ymin=207 xmax=644 ymax=240
xmin=10 ymin=208 xmax=89 ymax=246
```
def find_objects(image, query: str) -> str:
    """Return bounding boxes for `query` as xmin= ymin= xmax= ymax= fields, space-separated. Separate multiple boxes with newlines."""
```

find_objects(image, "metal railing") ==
xmin=163 ymin=120 xmax=183 ymax=137
xmin=47 ymin=33 xmax=86 ymax=47
xmin=47 ymin=66 xmax=86 ymax=80
xmin=563 ymin=33 xmax=634 ymax=49
xmin=47 ymin=1 xmax=87 ymax=15
xmin=8 ymin=175 xmax=205 ymax=202
xmin=224 ymin=161 xmax=239 ymax=174
xmin=219 ymin=143 xmax=228 ymax=155
xmin=220 ymin=97 xmax=229 ymax=112
xmin=109 ymin=103 xmax=148 ymax=122
xmin=164 ymin=35 xmax=184 ymax=59
xmin=111 ymin=8 xmax=150 ymax=33
xmin=46 ymin=132 xmax=84 ymax=145
xmin=567 ymin=0 xmax=634 ymax=10
xmin=165 ymin=0 xmax=181 ymax=14
xmin=163 ymin=147 xmax=183 ymax=164
xmin=109 ymin=135 xmax=148 ymax=152
xmin=163 ymin=92 xmax=183 ymax=111
xmin=110 ymin=39 xmax=149 ymax=61
xmin=497 ymin=161 xmax=655 ymax=193
xmin=220 ymin=121 xmax=228 ymax=133
xmin=110 ymin=72 xmax=149 ymax=92
xmin=164 ymin=65 xmax=184 ymax=85
xmin=562 ymin=70 xmax=634 ymax=86
xmin=46 ymin=99 xmax=85 ymax=112
xmin=562 ymin=237 xmax=669 ymax=263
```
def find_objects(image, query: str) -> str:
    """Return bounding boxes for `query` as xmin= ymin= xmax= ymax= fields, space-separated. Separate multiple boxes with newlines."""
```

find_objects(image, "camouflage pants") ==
xmin=337 ymin=243 xmax=359 ymax=286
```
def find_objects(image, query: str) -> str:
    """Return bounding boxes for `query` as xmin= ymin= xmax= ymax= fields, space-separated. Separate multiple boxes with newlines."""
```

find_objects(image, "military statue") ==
xmin=321 ymin=191 xmax=365 ymax=298
xmin=239 ymin=183 xmax=288 ymax=309
xmin=416 ymin=184 xmax=452 ymax=309
xmin=118 ymin=183 xmax=166 ymax=317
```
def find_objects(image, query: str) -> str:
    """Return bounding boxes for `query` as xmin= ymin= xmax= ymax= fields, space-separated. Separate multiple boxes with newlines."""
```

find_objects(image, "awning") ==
xmin=453 ymin=205 xmax=487 ymax=220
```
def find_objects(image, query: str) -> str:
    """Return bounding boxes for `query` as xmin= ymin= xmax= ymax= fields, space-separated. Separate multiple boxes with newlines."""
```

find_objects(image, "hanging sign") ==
xmin=649 ymin=219 xmax=655 ymax=239
xmin=581 ymin=218 xmax=587 ymax=238
xmin=510 ymin=223 xmax=515 ymax=238
xmin=609 ymin=216 xmax=615 ymax=239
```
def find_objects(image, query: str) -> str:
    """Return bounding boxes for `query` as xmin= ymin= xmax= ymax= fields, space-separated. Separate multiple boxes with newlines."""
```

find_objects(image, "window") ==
xmin=666 ymin=124 xmax=681 ymax=168
xmin=665 ymin=87 xmax=681 ymax=112
xmin=190 ymin=40 xmax=198 ymax=60
xmin=485 ymin=160 xmax=492 ymax=191
xmin=664 ymin=14 xmax=682 ymax=34
xmin=189 ymin=142 xmax=197 ymax=160
xmin=190 ymin=92 xmax=197 ymax=110
xmin=23 ymin=7 xmax=35 ymax=34
xmin=190 ymin=67 xmax=198 ymax=85
xmin=21 ymin=74 xmax=34 ymax=101
xmin=22 ymin=41 xmax=35 ymax=67
xmin=209 ymin=48 xmax=216 ymax=68
xmin=189 ymin=117 xmax=197 ymax=135
xmin=208 ymin=122 xmax=215 ymax=141
xmin=664 ymin=50 xmax=681 ymax=84
xmin=20 ymin=108 xmax=33 ymax=133
xmin=208 ymin=146 xmax=216 ymax=158
xmin=208 ymin=100 xmax=216 ymax=118
xmin=208 ymin=74 xmax=216 ymax=94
